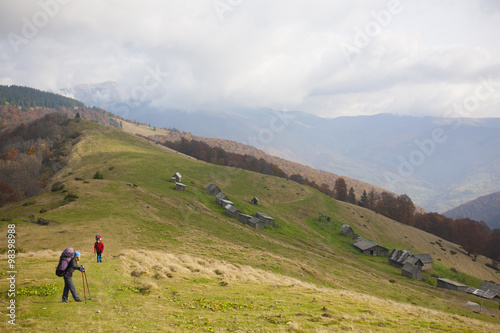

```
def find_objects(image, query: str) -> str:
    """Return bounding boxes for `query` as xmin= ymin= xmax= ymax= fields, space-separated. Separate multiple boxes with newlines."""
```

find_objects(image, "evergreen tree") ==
xmin=359 ymin=190 xmax=368 ymax=207
xmin=348 ymin=187 xmax=356 ymax=204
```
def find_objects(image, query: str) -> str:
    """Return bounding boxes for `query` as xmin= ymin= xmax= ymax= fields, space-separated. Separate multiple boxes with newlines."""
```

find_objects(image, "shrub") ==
xmin=74 ymin=177 xmax=84 ymax=181
xmin=22 ymin=200 xmax=36 ymax=206
xmin=93 ymin=171 xmax=104 ymax=179
xmin=51 ymin=182 xmax=65 ymax=192
xmin=39 ymin=208 xmax=47 ymax=213
xmin=62 ymin=194 xmax=78 ymax=205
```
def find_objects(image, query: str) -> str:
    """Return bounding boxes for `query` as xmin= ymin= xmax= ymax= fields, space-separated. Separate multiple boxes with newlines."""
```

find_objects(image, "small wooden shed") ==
xmin=250 ymin=197 xmax=259 ymax=205
xmin=401 ymin=262 xmax=422 ymax=281
xmin=388 ymin=249 xmax=414 ymax=268
xmin=237 ymin=213 xmax=253 ymax=224
xmin=171 ymin=172 xmax=182 ymax=183
xmin=247 ymin=217 xmax=265 ymax=229
xmin=437 ymin=278 xmax=467 ymax=293
xmin=340 ymin=224 xmax=355 ymax=237
xmin=414 ymin=254 xmax=434 ymax=272
xmin=175 ymin=182 xmax=186 ymax=191
xmin=225 ymin=205 xmax=240 ymax=218
xmin=256 ymin=212 xmax=274 ymax=226
xmin=216 ymin=192 xmax=228 ymax=205
xmin=205 ymin=183 xmax=221 ymax=196
xmin=220 ymin=199 xmax=234 ymax=208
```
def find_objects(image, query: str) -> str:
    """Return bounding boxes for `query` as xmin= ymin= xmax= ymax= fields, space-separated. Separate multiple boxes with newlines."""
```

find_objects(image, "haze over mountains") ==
xmin=62 ymin=83 xmax=500 ymax=214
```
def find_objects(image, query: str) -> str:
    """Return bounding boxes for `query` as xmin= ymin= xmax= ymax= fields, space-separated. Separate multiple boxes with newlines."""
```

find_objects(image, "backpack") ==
xmin=55 ymin=248 xmax=74 ymax=277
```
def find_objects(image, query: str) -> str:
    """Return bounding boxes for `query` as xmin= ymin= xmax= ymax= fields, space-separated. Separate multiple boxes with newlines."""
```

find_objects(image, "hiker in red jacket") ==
xmin=94 ymin=235 xmax=104 ymax=263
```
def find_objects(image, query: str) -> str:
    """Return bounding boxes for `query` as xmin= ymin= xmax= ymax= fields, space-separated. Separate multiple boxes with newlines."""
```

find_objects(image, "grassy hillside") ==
xmin=1 ymin=119 xmax=499 ymax=332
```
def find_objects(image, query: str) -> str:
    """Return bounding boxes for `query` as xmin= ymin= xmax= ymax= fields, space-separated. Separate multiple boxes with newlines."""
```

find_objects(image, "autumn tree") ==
xmin=395 ymin=194 xmax=415 ymax=225
xmin=367 ymin=189 xmax=378 ymax=210
xmin=26 ymin=145 xmax=37 ymax=155
xmin=1 ymin=147 xmax=18 ymax=160
xmin=334 ymin=177 xmax=348 ymax=202
xmin=0 ymin=180 xmax=16 ymax=206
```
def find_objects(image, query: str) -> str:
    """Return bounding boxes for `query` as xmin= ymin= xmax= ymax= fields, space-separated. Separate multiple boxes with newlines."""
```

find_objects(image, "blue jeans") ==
xmin=62 ymin=276 xmax=80 ymax=301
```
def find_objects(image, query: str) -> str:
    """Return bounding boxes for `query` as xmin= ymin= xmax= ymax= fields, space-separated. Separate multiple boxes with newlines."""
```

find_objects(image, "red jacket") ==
xmin=94 ymin=241 xmax=104 ymax=253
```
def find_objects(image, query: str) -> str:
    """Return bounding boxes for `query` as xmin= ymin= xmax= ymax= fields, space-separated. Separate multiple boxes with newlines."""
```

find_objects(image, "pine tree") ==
xmin=359 ymin=190 xmax=368 ymax=207
xmin=348 ymin=187 xmax=356 ymax=204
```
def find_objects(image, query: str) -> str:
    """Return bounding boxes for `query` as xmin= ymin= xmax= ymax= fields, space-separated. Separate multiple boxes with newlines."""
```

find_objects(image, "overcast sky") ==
xmin=1 ymin=0 xmax=499 ymax=118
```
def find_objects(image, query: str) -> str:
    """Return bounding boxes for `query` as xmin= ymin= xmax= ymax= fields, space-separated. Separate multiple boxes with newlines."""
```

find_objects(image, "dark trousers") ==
xmin=62 ymin=276 xmax=80 ymax=301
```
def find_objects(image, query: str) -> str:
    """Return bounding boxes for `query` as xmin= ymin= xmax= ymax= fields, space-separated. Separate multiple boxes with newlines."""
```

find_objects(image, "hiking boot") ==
xmin=62 ymin=300 xmax=70 ymax=303
xmin=75 ymin=299 xmax=83 ymax=302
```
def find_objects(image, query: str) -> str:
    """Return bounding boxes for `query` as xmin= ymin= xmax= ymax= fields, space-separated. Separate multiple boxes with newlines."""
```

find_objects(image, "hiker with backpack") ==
xmin=94 ymin=234 xmax=104 ymax=263
xmin=56 ymin=248 xmax=85 ymax=303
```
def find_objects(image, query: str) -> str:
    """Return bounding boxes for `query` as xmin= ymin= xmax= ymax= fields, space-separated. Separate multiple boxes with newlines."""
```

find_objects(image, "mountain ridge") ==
xmin=444 ymin=191 xmax=500 ymax=230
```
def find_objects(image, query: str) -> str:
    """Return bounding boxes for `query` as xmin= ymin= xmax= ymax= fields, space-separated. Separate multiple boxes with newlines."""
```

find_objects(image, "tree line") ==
xmin=0 ymin=85 xmax=84 ymax=109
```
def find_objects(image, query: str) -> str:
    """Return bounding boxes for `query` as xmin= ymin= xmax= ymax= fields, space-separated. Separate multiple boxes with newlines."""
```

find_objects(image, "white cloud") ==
xmin=0 ymin=0 xmax=499 ymax=118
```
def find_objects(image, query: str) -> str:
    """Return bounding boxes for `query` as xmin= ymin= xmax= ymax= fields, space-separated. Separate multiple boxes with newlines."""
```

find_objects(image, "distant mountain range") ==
xmin=62 ymin=83 xmax=500 ymax=213
xmin=444 ymin=191 xmax=500 ymax=230
xmin=131 ymin=109 xmax=500 ymax=213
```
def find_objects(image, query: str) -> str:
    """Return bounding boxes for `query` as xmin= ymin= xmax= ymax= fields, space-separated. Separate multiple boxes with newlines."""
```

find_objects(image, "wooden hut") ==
xmin=171 ymin=172 xmax=182 ymax=183
xmin=205 ymin=183 xmax=221 ymax=196
xmin=414 ymin=254 xmax=434 ymax=272
xmin=225 ymin=205 xmax=240 ymax=218
xmin=437 ymin=278 xmax=467 ymax=292
xmin=237 ymin=213 xmax=253 ymax=224
xmin=401 ymin=262 xmax=422 ymax=281
xmin=216 ymin=192 xmax=228 ymax=205
xmin=247 ymin=217 xmax=265 ymax=229
xmin=220 ymin=199 xmax=234 ymax=208
xmin=388 ymin=249 xmax=414 ymax=268
xmin=340 ymin=224 xmax=355 ymax=237
xmin=250 ymin=197 xmax=259 ymax=205
xmin=353 ymin=237 xmax=389 ymax=256
xmin=256 ymin=212 xmax=274 ymax=226
xmin=174 ymin=182 xmax=186 ymax=191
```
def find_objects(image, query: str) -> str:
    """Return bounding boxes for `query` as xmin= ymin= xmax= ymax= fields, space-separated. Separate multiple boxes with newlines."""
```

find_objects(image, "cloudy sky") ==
xmin=1 ymin=0 xmax=499 ymax=118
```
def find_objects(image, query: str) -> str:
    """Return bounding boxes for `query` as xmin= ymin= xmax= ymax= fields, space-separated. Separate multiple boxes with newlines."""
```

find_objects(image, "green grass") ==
xmin=1 ymin=119 xmax=499 ymax=332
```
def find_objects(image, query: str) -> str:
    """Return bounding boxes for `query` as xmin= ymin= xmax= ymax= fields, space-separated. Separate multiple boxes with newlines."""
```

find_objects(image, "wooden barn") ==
xmin=171 ymin=172 xmax=182 ymax=183
xmin=174 ymin=182 xmax=186 ymax=191
xmin=352 ymin=237 xmax=389 ymax=256
xmin=256 ymin=212 xmax=274 ymax=226
xmin=437 ymin=278 xmax=467 ymax=293
xmin=340 ymin=224 xmax=354 ymax=237
xmin=401 ymin=262 xmax=422 ymax=281
xmin=414 ymin=254 xmax=434 ymax=272
xmin=205 ymin=183 xmax=221 ymax=196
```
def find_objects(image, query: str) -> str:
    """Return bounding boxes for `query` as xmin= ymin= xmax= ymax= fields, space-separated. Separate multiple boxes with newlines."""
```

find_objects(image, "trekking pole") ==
xmin=84 ymin=271 xmax=90 ymax=297
xmin=81 ymin=271 xmax=87 ymax=304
